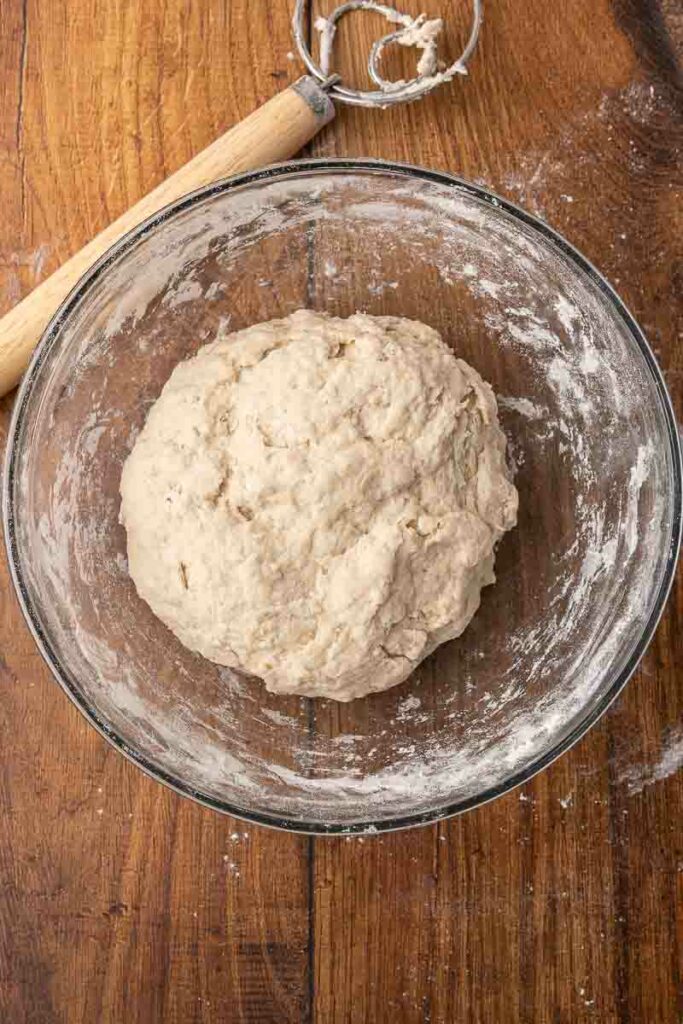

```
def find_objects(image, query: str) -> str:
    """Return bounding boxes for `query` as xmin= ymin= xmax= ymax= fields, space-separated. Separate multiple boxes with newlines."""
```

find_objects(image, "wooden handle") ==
xmin=0 ymin=78 xmax=334 ymax=397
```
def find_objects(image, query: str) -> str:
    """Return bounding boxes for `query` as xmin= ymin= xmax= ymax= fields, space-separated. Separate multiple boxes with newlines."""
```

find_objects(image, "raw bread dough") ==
xmin=120 ymin=310 xmax=518 ymax=701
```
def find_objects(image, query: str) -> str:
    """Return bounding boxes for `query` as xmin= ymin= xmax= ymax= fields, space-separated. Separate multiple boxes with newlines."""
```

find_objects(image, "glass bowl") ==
xmin=4 ymin=161 xmax=681 ymax=834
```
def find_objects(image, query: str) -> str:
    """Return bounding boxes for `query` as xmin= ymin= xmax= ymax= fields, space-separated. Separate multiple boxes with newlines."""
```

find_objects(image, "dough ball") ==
xmin=120 ymin=310 xmax=518 ymax=701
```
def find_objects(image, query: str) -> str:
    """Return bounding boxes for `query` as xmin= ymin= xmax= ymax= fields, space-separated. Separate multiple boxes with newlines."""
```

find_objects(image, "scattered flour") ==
xmin=396 ymin=695 xmax=422 ymax=722
xmin=498 ymin=396 xmax=548 ymax=420
xmin=500 ymin=78 xmax=679 ymax=220
xmin=621 ymin=727 xmax=683 ymax=795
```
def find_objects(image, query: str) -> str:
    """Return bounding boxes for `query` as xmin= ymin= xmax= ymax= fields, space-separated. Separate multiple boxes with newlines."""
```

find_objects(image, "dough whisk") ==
xmin=0 ymin=1 xmax=483 ymax=396
xmin=293 ymin=0 xmax=482 ymax=108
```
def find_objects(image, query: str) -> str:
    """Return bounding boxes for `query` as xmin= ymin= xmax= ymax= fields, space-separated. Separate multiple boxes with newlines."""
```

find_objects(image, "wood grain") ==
xmin=0 ymin=1 xmax=681 ymax=1022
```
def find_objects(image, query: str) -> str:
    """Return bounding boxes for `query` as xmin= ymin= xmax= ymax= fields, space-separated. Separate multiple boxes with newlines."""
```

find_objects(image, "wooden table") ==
xmin=1 ymin=2 xmax=681 ymax=1021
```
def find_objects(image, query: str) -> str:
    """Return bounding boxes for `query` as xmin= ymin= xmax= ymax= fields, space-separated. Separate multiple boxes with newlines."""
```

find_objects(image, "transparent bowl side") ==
xmin=6 ymin=165 xmax=681 ymax=829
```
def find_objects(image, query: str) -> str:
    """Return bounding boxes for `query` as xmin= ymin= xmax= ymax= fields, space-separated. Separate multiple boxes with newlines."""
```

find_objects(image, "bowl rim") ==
xmin=4 ymin=157 xmax=682 ymax=835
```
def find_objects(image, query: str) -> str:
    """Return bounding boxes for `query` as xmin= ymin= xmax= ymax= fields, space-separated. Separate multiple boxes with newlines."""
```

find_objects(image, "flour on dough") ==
xmin=120 ymin=310 xmax=518 ymax=701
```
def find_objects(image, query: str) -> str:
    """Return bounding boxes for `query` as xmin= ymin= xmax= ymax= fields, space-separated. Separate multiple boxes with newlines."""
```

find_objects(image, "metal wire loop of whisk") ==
xmin=292 ymin=0 xmax=483 ymax=108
